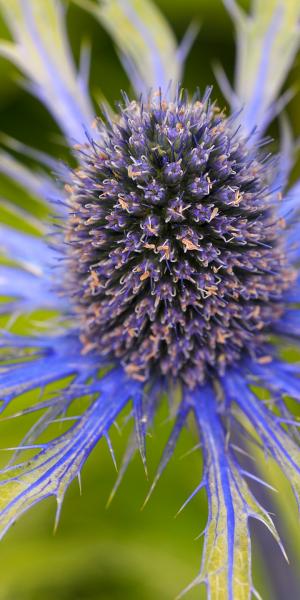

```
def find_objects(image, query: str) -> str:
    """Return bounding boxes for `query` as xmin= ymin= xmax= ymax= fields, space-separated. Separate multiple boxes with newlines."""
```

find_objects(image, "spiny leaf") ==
xmin=0 ymin=371 xmax=140 ymax=537
xmin=0 ymin=0 xmax=93 ymax=141
xmin=187 ymin=386 xmax=284 ymax=600
xmin=224 ymin=0 xmax=300 ymax=133
xmin=75 ymin=0 xmax=181 ymax=95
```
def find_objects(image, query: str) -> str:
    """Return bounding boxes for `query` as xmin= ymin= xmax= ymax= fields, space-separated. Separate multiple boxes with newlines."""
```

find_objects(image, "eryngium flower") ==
xmin=66 ymin=91 xmax=294 ymax=388
xmin=1 ymin=1 xmax=300 ymax=599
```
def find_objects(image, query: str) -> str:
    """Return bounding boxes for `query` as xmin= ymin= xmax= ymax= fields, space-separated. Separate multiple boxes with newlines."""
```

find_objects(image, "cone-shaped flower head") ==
xmin=66 ymin=91 xmax=294 ymax=388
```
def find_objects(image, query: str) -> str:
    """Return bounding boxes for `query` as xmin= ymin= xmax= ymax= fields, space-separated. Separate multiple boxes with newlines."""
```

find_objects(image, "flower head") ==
xmin=66 ymin=91 xmax=294 ymax=388
xmin=1 ymin=1 xmax=300 ymax=599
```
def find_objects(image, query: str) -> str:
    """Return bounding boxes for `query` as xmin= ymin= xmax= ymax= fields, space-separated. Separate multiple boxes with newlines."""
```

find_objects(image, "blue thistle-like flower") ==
xmin=65 ymin=91 xmax=294 ymax=388
xmin=1 ymin=1 xmax=300 ymax=599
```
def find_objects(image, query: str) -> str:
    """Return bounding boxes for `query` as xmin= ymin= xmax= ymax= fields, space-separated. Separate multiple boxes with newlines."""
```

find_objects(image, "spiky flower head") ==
xmin=66 ymin=90 xmax=294 ymax=388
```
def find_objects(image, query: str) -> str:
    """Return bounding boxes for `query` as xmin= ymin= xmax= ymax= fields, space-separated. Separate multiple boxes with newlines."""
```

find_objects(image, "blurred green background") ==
xmin=0 ymin=1 xmax=300 ymax=599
